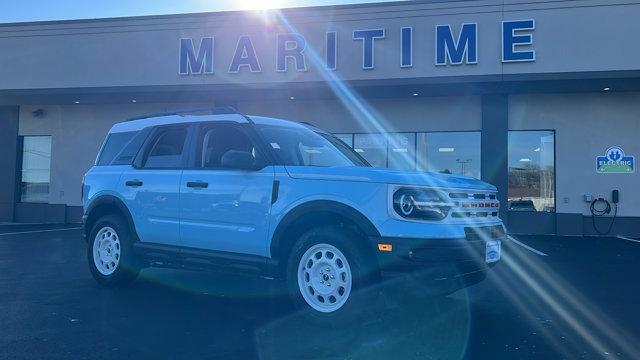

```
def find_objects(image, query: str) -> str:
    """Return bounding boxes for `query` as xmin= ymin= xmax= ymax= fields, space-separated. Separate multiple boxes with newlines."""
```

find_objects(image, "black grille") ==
xmin=449 ymin=192 xmax=496 ymax=200
xmin=451 ymin=211 xmax=498 ymax=218
xmin=464 ymin=225 xmax=505 ymax=241
xmin=452 ymin=212 xmax=471 ymax=218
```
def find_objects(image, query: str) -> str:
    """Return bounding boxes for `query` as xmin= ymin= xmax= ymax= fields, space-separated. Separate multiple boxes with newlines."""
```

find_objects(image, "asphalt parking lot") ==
xmin=1 ymin=225 xmax=639 ymax=359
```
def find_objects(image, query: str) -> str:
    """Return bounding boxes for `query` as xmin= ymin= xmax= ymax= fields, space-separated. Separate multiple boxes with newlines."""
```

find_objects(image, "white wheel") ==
xmin=297 ymin=243 xmax=353 ymax=313
xmin=92 ymin=226 xmax=121 ymax=276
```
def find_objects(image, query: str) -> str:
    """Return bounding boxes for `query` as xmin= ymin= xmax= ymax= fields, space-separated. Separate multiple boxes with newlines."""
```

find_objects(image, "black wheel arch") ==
xmin=270 ymin=200 xmax=381 ymax=277
xmin=84 ymin=195 xmax=138 ymax=243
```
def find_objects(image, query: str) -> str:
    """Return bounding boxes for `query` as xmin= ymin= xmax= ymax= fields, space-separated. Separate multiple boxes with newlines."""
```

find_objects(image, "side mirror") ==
xmin=221 ymin=150 xmax=255 ymax=170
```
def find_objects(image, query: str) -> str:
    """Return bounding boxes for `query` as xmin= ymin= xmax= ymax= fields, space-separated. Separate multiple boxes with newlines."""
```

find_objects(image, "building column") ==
xmin=0 ymin=106 xmax=19 ymax=222
xmin=481 ymin=95 xmax=509 ymax=225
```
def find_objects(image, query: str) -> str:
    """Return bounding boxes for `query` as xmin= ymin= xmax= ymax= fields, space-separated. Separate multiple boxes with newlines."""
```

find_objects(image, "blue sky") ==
xmin=1 ymin=0 xmax=397 ymax=23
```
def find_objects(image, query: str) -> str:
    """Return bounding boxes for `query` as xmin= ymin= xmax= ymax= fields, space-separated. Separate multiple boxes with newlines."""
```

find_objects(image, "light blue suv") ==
xmin=83 ymin=108 xmax=503 ymax=316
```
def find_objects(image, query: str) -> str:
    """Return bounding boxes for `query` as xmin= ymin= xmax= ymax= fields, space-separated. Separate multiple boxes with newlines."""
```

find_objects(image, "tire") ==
xmin=285 ymin=225 xmax=377 ymax=324
xmin=87 ymin=214 xmax=139 ymax=287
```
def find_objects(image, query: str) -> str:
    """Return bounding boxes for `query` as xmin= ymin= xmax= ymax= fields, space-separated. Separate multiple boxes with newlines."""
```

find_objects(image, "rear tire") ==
xmin=87 ymin=214 xmax=139 ymax=287
xmin=285 ymin=226 xmax=376 ymax=324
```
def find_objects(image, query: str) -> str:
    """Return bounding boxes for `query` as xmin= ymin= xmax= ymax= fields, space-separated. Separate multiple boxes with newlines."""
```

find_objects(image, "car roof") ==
xmin=249 ymin=116 xmax=310 ymax=129
xmin=109 ymin=113 xmax=312 ymax=133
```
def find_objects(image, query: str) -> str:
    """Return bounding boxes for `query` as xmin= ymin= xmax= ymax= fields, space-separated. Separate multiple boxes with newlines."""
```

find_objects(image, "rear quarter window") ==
xmin=96 ymin=132 xmax=137 ymax=166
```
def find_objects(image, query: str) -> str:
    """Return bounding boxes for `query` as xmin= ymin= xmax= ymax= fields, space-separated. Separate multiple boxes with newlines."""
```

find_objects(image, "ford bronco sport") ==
xmin=83 ymin=108 xmax=503 ymax=316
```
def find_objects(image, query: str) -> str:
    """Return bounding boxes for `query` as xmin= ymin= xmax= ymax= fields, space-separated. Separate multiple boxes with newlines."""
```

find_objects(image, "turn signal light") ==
xmin=377 ymin=244 xmax=393 ymax=252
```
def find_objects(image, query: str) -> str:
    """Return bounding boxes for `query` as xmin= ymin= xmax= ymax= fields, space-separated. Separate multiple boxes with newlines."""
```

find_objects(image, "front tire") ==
xmin=87 ymin=214 xmax=139 ymax=287
xmin=285 ymin=226 xmax=374 ymax=322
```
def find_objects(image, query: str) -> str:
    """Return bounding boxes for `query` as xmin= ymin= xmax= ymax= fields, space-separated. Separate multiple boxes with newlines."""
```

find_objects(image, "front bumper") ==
xmin=370 ymin=225 xmax=504 ymax=281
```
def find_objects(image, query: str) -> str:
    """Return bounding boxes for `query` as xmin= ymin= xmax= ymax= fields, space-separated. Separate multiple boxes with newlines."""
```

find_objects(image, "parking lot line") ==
xmin=617 ymin=235 xmax=640 ymax=243
xmin=0 ymin=227 xmax=82 ymax=236
xmin=507 ymin=235 xmax=549 ymax=256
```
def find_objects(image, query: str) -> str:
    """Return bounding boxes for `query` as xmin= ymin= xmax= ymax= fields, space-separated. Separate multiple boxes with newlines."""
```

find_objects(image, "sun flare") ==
xmin=240 ymin=0 xmax=284 ymax=10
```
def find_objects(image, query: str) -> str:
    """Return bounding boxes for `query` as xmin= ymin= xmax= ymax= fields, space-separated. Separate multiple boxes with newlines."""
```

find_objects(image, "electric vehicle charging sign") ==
xmin=596 ymin=146 xmax=635 ymax=173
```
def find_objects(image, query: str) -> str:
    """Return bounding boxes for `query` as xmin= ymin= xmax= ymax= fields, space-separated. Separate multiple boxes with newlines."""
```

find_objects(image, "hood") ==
xmin=284 ymin=166 xmax=497 ymax=191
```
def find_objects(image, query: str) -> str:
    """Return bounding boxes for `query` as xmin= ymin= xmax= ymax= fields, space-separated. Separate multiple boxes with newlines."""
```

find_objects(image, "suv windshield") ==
xmin=256 ymin=125 xmax=369 ymax=167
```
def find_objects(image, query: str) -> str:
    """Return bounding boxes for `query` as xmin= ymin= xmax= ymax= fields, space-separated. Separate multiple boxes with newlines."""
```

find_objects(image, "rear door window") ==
xmin=143 ymin=127 xmax=188 ymax=168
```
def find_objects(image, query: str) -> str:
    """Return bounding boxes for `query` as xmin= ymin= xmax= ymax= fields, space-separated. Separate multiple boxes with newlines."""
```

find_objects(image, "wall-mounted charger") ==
xmin=590 ymin=190 xmax=620 ymax=235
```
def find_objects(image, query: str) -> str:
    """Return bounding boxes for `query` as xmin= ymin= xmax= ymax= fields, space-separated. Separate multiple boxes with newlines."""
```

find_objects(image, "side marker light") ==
xmin=378 ymin=244 xmax=393 ymax=252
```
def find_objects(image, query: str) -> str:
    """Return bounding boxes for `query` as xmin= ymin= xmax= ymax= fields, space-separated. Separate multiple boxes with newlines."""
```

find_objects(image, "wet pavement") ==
xmin=1 ymin=225 xmax=639 ymax=359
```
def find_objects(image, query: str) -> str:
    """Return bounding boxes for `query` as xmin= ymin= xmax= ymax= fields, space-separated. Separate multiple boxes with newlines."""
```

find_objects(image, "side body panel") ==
xmin=117 ymin=167 xmax=183 ymax=246
xmin=180 ymin=166 xmax=275 ymax=256
xmin=83 ymin=165 xmax=128 ymax=211
xmin=267 ymin=166 xmax=388 ymax=257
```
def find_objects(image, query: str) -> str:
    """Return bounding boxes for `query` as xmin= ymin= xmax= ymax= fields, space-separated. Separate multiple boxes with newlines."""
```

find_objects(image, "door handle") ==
xmin=125 ymin=179 xmax=143 ymax=187
xmin=187 ymin=181 xmax=209 ymax=189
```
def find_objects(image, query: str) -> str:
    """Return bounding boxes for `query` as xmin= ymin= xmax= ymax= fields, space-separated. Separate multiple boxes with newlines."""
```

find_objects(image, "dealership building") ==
xmin=0 ymin=0 xmax=638 ymax=236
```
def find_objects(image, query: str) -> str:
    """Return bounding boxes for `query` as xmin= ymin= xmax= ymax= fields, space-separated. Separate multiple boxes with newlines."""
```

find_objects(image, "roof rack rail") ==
xmin=125 ymin=106 xmax=253 ymax=123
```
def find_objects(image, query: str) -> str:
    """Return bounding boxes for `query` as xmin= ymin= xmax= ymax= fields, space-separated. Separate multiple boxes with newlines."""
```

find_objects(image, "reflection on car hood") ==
xmin=284 ymin=166 xmax=497 ymax=191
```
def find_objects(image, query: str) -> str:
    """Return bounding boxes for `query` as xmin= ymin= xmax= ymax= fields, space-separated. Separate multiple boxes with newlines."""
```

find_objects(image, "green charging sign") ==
xmin=596 ymin=146 xmax=635 ymax=173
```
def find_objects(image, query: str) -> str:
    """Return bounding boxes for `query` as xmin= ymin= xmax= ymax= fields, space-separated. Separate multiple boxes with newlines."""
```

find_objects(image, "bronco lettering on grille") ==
xmin=460 ymin=202 xmax=500 ymax=209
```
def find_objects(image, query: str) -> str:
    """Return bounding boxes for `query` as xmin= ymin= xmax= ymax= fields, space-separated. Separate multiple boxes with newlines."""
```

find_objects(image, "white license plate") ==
xmin=485 ymin=240 xmax=501 ymax=263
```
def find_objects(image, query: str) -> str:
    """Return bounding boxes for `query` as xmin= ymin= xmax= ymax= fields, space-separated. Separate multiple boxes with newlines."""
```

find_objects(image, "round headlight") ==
xmin=398 ymin=194 xmax=415 ymax=216
xmin=392 ymin=188 xmax=452 ymax=221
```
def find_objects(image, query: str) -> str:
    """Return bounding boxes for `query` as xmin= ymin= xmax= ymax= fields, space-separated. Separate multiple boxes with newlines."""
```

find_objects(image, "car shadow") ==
xmin=74 ymin=268 xmax=474 ymax=359
xmin=254 ymin=275 xmax=473 ymax=360
xmin=101 ymin=269 xmax=470 ymax=359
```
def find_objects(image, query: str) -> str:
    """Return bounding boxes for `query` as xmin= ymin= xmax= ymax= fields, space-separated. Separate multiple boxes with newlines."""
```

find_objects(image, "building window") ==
xmin=333 ymin=133 xmax=353 ymax=148
xmin=508 ymin=131 xmax=555 ymax=212
xmin=387 ymin=133 xmax=416 ymax=170
xmin=417 ymin=132 xmax=481 ymax=179
xmin=20 ymin=136 xmax=52 ymax=203
xmin=353 ymin=133 xmax=387 ymax=168
xmin=337 ymin=131 xmax=480 ymax=176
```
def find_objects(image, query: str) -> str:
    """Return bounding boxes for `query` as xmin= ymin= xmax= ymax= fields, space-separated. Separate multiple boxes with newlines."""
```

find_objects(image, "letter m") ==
xmin=435 ymin=24 xmax=477 ymax=65
xmin=179 ymin=37 xmax=214 ymax=75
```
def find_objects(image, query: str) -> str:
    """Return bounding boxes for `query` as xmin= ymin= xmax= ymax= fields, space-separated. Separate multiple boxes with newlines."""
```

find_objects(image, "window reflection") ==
xmin=335 ymin=131 xmax=482 ymax=177
xmin=508 ymin=131 xmax=555 ymax=212
xmin=353 ymin=134 xmax=387 ymax=168
xmin=20 ymin=136 xmax=51 ymax=203
xmin=387 ymin=133 xmax=416 ymax=170
xmin=333 ymin=133 xmax=353 ymax=148
xmin=418 ymin=132 xmax=481 ymax=178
